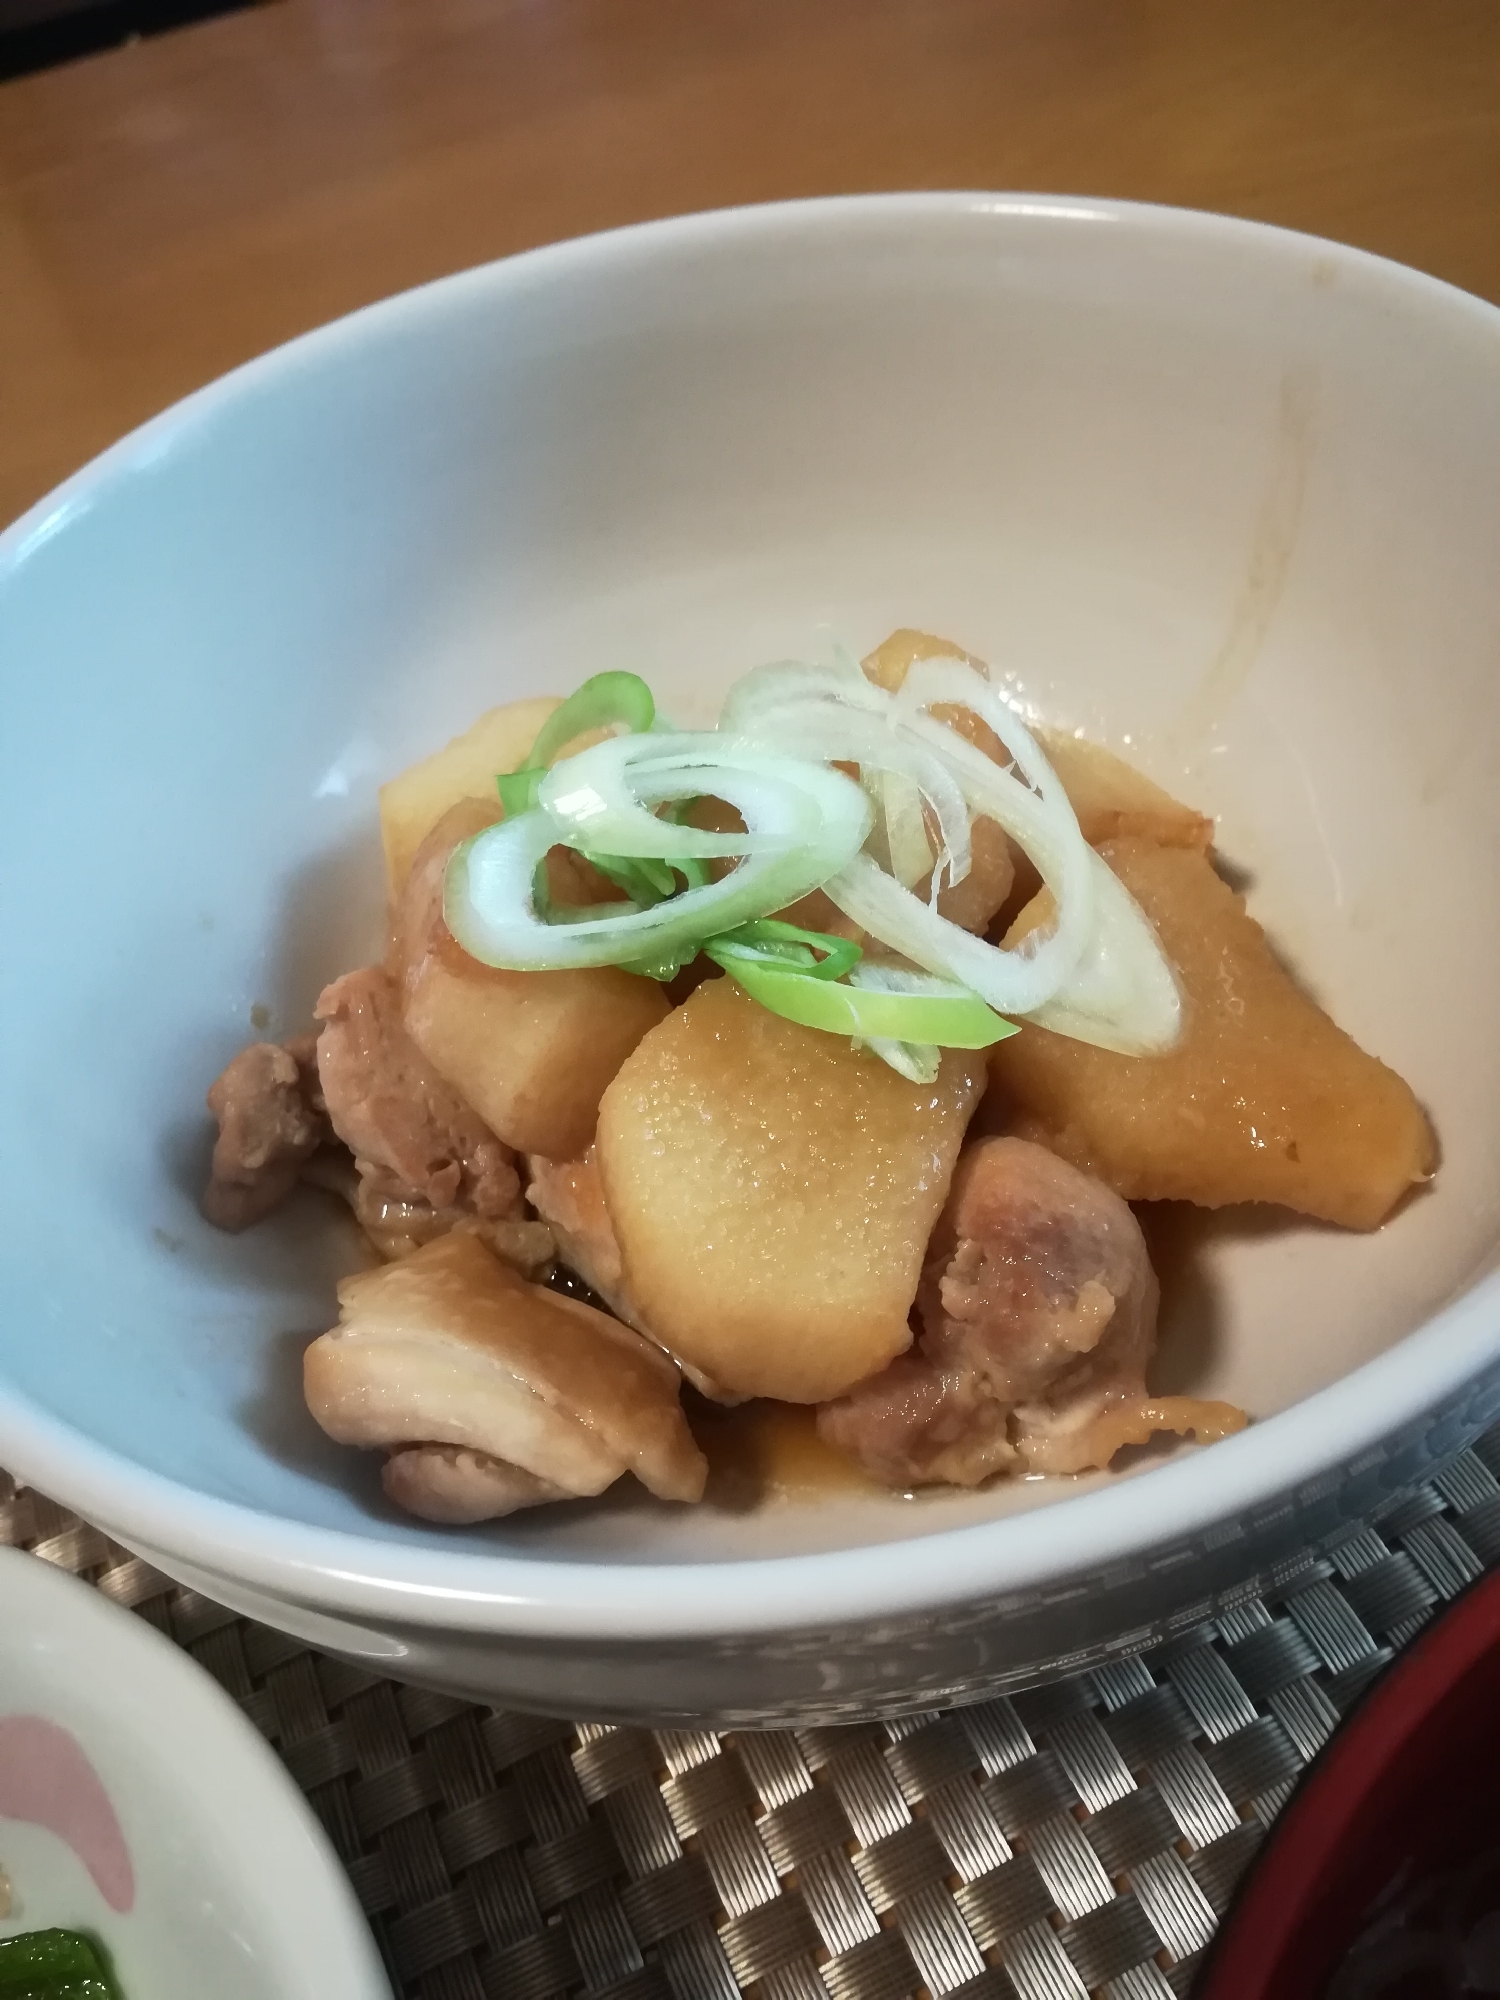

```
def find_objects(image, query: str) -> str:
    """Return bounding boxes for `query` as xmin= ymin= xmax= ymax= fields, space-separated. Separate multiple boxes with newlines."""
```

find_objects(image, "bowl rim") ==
xmin=0 ymin=1546 xmax=391 ymax=1996
xmin=3 ymin=188 xmax=1500 ymax=1641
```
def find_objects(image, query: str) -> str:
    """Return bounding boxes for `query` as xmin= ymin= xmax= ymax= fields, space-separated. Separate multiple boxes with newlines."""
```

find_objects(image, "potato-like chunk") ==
xmin=861 ymin=627 xmax=1000 ymax=754
xmin=597 ymin=979 xmax=984 ymax=1401
xmin=985 ymin=838 xmax=1435 ymax=1227
xmin=395 ymin=803 xmax=670 ymax=1159
xmin=304 ymin=1231 xmax=707 ymax=1513
xmin=380 ymin=694 xmax=562 ymax=898
xmin=1036 ymin=731 xmax=1213 ymax=852
xmin=864 ymin=631 xmax=1210 ymax=837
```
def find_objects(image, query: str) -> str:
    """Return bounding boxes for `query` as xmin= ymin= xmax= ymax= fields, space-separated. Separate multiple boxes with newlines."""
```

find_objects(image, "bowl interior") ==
xmin=3 ymin=196 xmax=1499 ymax=1567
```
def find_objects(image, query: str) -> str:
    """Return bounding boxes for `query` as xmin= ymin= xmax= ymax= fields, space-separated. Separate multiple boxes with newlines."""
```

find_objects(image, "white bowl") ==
xmin=2 ymin=193 xmax=1499 ymax=1723
xmin=0 ymin=1547 xmax=389 ymax=1997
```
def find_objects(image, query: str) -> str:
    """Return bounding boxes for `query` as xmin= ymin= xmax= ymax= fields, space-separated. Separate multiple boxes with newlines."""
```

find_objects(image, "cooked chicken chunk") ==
xmin=314 ymin=965 xmax=521 ymax=1219
xmin=525 ymin=1148 xmax=634 ymax=1319
xmin=303 ymin=1232 xmax=707 ymax=1520
xmin=382 ymin=1445 xmax=570 ymax=1523
xmin=298 ymin=1104 xmax=552 ymax=1276
xmin=205 ymin=968 xmax=544 ymax=1274
xmin=355 ymin=1181 xmax=554 ymax=1274
xmin=202 ymin=1036 xmax=329 ymax=1230
xmin=818 ymin=1137 xmax=1245 ymax=1485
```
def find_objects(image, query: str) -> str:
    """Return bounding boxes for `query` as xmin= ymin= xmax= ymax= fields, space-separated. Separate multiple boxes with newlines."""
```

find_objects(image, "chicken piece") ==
xmin=202 ymin=1036 xmax=330 ymax=1230
xmin=382 ymin=1445 xmax=570 ymax=1523
xmin=525 ymin=1148 xmax=632 ymax=1316
xmin=300 ymin=1139 xmax=553 ymax=1274
xmin=352 ymin=1173 xmax=555 ymax=1274
xmin=818 ymin=1137 xmax=1245 ymax=1486
xmin=314 ymin=965 xmax=522 ymax=1219
xmin=304 ymin=1232 xmax=707 ymax=1519
xmin=984 ymin=838 xmax=1436 ymax=1228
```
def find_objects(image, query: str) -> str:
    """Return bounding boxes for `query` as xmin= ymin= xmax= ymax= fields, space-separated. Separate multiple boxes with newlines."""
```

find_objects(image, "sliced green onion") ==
xmin=847 ymin=965 xmax=955 ymax=1081
xmin=617 ymin=947 xmax=700 ymax=981
xmin=499 ymin=672 xmax=658 ymax=813
xmin=581 ymin=851 xmax=677 ymax=905
xmin=879 ymin=768 xmax=934 ymax=889
xmin=704 ymin=947 xmax=1016 ymax=1051
xmin=459 ymin=654 xmax=1180 ymax=1060
xmin=526 ymin=670 xmax=657 ymax=771
xmin=615 ymin=919 xmax=859 ymax=990
xmin=446 ymin=744 xmax=872 ymax=972
xmin=496 ymin=767 xmax=543 ymax=816
xmin=497 ymin=680 xmax=710 ymax=909
xmin=537 ymin=734 xmax=832 ymax=859
xmin=723 ymin=672 xmax=972 ymax=889
xmin=708 ymin=919 xmax=863 ymax=981
xmin=857 ymin=1038 xmax=941 ymax=1084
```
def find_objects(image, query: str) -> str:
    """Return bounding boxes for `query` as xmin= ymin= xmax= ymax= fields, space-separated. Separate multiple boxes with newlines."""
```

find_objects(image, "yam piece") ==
xmin=597 ymin=978 xmax=984 ymax=1401
xmin=1035 ymin=730 xmax=1213 ymax=852
xmin=984 ymin=837 xmax=1434 ymax=1228
xmin=394 ymin=801 xmax=669 ymax=1159
xmin=380 ymin=693 xmax=562 ymax=898
xmin=867 ymin=628 xmax=1211 ymax=884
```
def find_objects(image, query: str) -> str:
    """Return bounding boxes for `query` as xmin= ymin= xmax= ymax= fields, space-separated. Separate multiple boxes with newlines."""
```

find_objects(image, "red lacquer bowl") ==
xmin=1200 ymin=1567 xmax=1500 ymax=1998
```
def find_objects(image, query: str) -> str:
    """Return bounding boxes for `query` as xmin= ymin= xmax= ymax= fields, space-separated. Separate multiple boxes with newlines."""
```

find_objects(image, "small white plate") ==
xmin=0 ymin=1546 xmax=390 ymax=2000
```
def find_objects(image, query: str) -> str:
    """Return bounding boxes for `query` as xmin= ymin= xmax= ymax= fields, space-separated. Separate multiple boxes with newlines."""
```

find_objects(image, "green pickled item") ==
xmin=9 ymin=1980 xmax=114 ymax=2000
xmin=0 ymin=1930 xmax=117 ymax=1998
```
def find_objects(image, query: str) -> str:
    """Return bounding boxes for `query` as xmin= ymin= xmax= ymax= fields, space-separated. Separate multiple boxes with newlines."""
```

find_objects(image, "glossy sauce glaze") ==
xmin=548 ymin=1193 xmax=1228 ymax=1509
xmin=546 ymin=1262 xmax=881 ymax=1501
xmin=686 ymin=1396 xmax=884 ymax=1506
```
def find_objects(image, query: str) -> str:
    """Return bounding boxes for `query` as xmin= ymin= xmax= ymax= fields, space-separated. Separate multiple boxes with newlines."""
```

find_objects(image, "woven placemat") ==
xmin=8 ymin=1431 xmax=1500 ymax=2000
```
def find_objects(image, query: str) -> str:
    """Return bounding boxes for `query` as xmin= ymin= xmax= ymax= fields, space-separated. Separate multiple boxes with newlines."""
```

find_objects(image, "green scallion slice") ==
xmin=704 ymin=946 xmax=1017 ymax=1050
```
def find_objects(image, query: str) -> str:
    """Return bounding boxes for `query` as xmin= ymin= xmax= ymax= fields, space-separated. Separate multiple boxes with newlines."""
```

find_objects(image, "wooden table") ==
xmin=2 ymin=0 xmax=1498 ymax=532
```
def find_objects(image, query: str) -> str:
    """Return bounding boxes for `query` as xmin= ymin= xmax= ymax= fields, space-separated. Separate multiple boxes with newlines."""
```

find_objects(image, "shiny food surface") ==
xmin=598 ymin=978 xmax=983 ymax=1402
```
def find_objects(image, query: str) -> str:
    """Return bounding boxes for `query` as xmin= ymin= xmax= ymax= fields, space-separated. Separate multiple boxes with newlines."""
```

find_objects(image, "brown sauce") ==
xmin=545 ymin=1261 xmax=889 ymax=1505
xmin=687 ymin=1396 xmax=885 ymax=1508
xmin=556 ymin=1207 xmax=1232 ymax=1513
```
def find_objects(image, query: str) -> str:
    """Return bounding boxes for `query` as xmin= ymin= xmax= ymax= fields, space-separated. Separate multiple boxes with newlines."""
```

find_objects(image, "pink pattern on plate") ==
xmin=0 ymin=1714 xmax=135 ymax=1913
